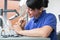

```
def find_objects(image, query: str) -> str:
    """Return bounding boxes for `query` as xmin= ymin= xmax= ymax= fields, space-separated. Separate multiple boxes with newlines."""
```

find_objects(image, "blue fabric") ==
xmin=24 ymin=10 xmax=57 ymax=40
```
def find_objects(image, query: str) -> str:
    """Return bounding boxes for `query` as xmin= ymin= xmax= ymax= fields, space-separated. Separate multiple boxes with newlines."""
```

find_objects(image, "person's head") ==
xmin=26 ymin=0 xmax=49 ymax=18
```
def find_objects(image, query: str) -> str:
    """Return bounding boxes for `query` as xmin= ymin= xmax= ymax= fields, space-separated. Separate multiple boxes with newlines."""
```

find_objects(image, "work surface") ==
xmin=0 ymin=27 xmax=50 ymax=40
xmin=0 ymin=36 xmax=50 ymax=40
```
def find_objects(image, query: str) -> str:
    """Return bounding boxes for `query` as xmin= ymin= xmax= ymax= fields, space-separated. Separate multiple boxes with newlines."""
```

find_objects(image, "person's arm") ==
xmin=13 ymin=14 xmax=56 ymax=37
xmin=16 ymin=18 xmax=26 ymax=30
xmin=13 ymin=25 xmax=53 ymax=37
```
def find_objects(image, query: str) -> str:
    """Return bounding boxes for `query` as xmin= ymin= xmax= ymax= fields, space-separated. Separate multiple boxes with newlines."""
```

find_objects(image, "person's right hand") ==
xmin=17 ymin=17 xmax=26 ymax=29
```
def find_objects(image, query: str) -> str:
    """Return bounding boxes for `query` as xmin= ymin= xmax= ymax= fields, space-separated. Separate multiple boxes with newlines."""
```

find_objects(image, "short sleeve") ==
xmin=24 ymin=18 xmax=33 ymax=30
xmin=43 ymin=14 xmax=57 ymax=30
xmin=24 ymin=21 xmax=30 ymax=30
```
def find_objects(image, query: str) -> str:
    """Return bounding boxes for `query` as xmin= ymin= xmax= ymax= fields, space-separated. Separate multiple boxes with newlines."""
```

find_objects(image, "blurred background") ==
xmin=0 ymin=0 xmax=60 ymax=39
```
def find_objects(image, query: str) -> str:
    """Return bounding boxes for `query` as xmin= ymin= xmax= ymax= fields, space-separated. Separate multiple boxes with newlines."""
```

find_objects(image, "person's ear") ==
xmin=39 ymin=7 xmax=43 ymax=13
xmin=39 ymin=9 xmax=41 ymax=13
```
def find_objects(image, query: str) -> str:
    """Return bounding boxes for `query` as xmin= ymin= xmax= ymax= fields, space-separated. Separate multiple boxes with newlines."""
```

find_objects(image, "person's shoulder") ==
xmin=47 ymin=13 xmax=55 ymax=16
xmin=46 ymin=13 xmax=56 ymax=18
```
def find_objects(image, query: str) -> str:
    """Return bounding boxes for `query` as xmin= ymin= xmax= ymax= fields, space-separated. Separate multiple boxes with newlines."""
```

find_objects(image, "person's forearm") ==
xmin=14 ymin=26 xmax=52 ymax=37
xmin=19 ymin=30 xmax=42 ymax=37
xmin=17 ymin=28 xmax=48 ymax=37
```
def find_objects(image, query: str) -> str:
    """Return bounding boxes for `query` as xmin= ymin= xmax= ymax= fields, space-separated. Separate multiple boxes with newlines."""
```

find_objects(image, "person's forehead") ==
xmin=27 ymin=7 xmax=40 ymax=11
xmin=27 ymin=7 xmax=32 ymax=10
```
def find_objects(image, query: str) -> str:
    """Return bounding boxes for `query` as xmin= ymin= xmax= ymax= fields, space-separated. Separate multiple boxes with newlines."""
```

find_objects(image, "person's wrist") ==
xmin=17 ymin=29 xmax=23 ymax=34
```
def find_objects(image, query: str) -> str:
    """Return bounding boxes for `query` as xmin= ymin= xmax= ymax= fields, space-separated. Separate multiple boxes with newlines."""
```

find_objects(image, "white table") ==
xmin=0 ymin=36 xmax=50 ymax=40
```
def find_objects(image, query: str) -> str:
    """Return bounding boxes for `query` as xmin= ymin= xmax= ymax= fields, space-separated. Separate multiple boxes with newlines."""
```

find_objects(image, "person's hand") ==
xmin=18 ymin=17 xmax=26 ymax=29
xmin=12 ymin=23 xmax=22 ymax=34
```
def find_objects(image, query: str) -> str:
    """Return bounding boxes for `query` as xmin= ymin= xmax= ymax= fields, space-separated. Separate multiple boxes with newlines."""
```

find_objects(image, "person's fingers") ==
xmin=9 ymin=26 xmax=14 ymax=30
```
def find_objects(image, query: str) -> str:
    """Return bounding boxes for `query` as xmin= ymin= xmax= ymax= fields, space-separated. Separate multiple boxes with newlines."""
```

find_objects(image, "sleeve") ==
xmin=24 ymin=18 xmax=32 ymax=30
xmin=24 ymin=21 xmax=30 ymax=30
xmin=43 ymin=14 xmax=57 ymax=30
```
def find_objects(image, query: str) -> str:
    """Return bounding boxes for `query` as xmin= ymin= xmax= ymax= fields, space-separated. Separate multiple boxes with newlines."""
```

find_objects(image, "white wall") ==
xmin=46 ymin=0 xmax=60 ymax=33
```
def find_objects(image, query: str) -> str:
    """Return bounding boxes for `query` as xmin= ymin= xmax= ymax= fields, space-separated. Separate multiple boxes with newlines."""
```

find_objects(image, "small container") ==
xmin=1 ymin=29 xmax=5 ymax=36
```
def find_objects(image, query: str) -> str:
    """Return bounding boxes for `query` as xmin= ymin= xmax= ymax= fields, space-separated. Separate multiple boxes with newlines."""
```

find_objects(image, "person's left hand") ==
xmin=12 ymin=23 xmax=22 ymax=34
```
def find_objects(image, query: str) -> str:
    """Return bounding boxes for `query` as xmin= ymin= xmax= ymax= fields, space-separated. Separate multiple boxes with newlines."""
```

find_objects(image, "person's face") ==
xmin=26 ymin=7 xmax=41 ymax=18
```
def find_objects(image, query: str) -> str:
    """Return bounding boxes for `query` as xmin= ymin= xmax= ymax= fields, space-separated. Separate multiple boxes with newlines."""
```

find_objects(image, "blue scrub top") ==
xmin=24 ymin=10 xmax=57 ymax=40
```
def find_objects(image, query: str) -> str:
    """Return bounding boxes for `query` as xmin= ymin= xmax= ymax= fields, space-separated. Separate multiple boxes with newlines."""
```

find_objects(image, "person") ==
xmin=12 ymin=0 xmax=57 ymax=40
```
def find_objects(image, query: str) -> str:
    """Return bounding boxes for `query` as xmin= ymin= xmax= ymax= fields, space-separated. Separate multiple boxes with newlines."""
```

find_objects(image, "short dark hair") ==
xmin=26 ymin=0 xmax=49 ymax=9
